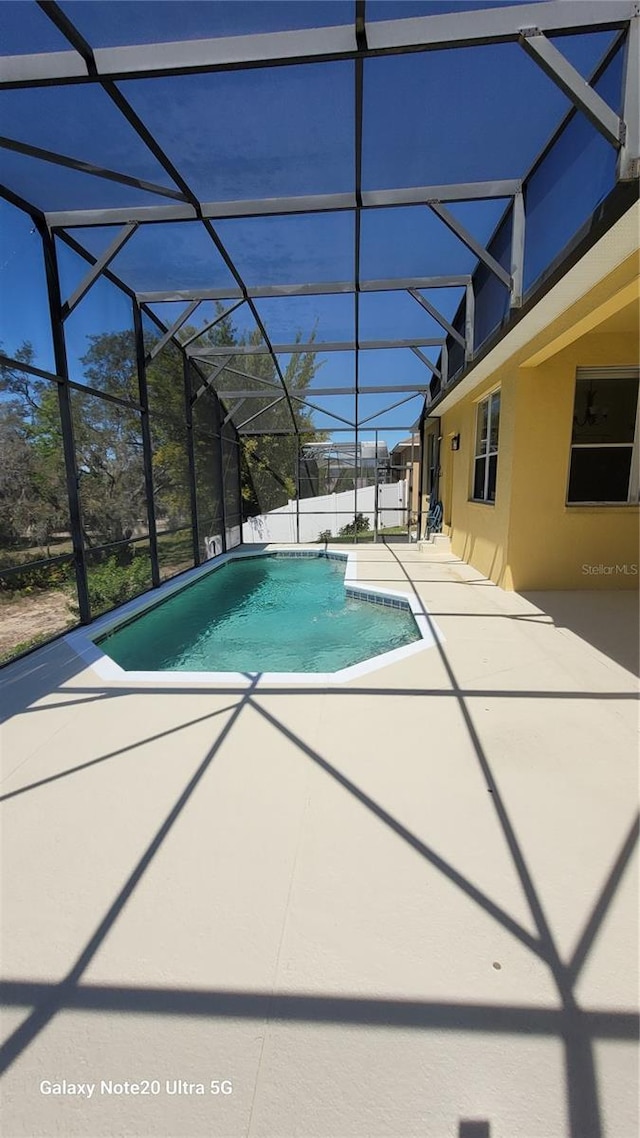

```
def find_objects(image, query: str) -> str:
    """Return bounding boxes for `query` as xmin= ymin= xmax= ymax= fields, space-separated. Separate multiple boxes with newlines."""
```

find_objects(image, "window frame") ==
xmin=566 ymin=368 xmax=640 ymax=506
xmin=471 ymin=387 xmax=501 ymax=504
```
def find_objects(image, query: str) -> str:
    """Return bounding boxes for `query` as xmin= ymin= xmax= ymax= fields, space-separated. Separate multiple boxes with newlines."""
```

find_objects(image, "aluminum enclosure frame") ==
xmin=0 ymin=0 xmax=638 ymax=669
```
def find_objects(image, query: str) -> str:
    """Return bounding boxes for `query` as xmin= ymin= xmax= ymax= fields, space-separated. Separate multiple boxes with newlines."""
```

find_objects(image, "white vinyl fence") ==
xmin=240 ymin=481 xmax=408 ymax=544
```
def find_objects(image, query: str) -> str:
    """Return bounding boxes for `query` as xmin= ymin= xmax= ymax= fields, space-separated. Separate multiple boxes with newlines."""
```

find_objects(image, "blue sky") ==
xmin=0 ymin=1 xmax=623 ymax=446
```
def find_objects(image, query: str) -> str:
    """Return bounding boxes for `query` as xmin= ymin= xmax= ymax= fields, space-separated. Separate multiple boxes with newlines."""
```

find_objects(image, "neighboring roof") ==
xmin=391 ymin=434 xmax=420 ymax=451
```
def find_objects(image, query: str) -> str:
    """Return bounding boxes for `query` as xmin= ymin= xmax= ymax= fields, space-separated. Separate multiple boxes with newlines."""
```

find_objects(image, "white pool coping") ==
xmin=64 ymin=545 xmax=443 ymax=686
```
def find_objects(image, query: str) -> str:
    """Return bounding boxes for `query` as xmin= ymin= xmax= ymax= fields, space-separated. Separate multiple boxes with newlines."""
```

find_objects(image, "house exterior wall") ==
xmin=438 ymin=367 xmax=517 ymax=589
xmin=431 ymin=247 xmax=639 ymax=592
xmin=507 ymin=330 xmax=639 ymax=590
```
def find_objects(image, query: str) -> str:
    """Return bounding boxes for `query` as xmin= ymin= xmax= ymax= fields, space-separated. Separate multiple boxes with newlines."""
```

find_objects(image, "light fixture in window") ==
xmin=573 ymin=384 xmax=608 ymax=429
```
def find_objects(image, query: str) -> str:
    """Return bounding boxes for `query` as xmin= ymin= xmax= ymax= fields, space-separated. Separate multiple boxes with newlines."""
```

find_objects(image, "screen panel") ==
xmin=240 ymin=436 xmax=298 ymax=519
xmin=150 ymin=418 xmax=192 ymax=532
xmin=71 ymin=388 xmax=148 ymax=546
xmin=64 ymin=226 xmax=130 ymax=262
xmin=0 ymin=372 xmax=70 ymax=569
xmin=0 ymin=557 xmax=77 ymax=664
xmin=473 ymin=209 xmax=513 ymax=351
xmin=157 ymin=527 xmax=194 ymax=583
xmin=254 ymin=294 xmax=355 ymax=347
xmin=445 ymin=198 xmax=511 ymax=246
xmin=222 ymin=426 xmax=241 ymax=548
xmin=0 ymin=83 xmax=177 ymax=188
xmin=363 ymin=43 xmax=573 ymax=189
xmin=293 ymin=394 xmax=356 ymax=434
xmin=358 ymin=346 xmax=436 ymax=389
xmin=359 ymin=290 xmax=444 ymax=341
xmin=0 ymin=2 xmax=76 ymax=52
xmin=146 ymin=338 xmax=186 ymax=422
xmin=358 ymin=392 xmax=424 ymax=430
xmin=358 ymin=428 xmax=413 ymax=541
xmin=85 ymin=535 xmax=152 ymax=618
xmin=216 ymin=212 xmax=355 ymax=288
xmin=108 ymin=221 xmax=238 ymax=294
xmin=119 ymin=61 xmax=354 ymax=202
xmin=0 ymin=199 xmax=55 ymax=371
xmin=193 ymin=426 xmax=224 ymax=560
xmin=61 ymin=1 xmax=355 ymax=47
xmin=360 ymin=206 xmax=476 ymax=281
xmin=0 ymin=148 xmax=174 ymax=213
xmin=275 ymin=349 xmax=355 ymax=398
xmin=64 ymin=272 xmax=138 ymax=399
xmin=192 ymin=381 xmax=222 ymax=438
xmin=523 ymin=47 xmax=623 ymax=293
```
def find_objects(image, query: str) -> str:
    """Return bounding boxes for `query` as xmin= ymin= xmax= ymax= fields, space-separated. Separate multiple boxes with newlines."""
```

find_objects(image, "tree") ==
xmin=180 ymin=304 xmax=325 ymax=517
xmin=218 ymin=329 xmax=323 ymax=517
xmin=0 ymin=343 xmax=69 ymax=558
xmin=73 ymin=330 xmax=148 ymax=546
xmin=0 ymin=303 xmax=325 ymax=564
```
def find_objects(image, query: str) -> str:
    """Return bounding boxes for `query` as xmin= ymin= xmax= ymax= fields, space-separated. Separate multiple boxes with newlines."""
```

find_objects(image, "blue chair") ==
xmin=426 ymin=500 xmax=443 ymax=538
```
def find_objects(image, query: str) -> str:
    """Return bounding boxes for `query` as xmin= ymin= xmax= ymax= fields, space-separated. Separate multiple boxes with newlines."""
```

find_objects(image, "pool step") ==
xmin=418 ymin=532 xmax=451 ymax=553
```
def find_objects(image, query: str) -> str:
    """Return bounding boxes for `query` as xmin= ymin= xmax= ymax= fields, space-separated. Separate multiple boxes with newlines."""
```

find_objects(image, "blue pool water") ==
xmin=96 ymin=554 xmax=420 ymax=673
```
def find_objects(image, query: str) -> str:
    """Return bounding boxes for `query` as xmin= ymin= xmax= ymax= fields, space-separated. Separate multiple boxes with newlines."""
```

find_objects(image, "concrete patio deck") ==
xmin=1 ymin=543 xmax=638 ymax=1138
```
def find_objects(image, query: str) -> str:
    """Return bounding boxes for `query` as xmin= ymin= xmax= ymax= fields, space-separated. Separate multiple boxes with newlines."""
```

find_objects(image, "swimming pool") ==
xmin=96 ymin=552 xmax=422 ymax=674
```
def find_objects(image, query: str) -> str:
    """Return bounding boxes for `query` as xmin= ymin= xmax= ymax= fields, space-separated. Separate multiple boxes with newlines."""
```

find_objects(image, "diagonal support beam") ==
xmin=519 ymin=28 xmax=623 ymax=148
xmin=222 ymin=398 xmax=246 ymax=427
xmin=358 ymin=392 xmax=424 ymax=426
xmin=429 ymin=203 xmax=512 ymax=289
xmin=180 ymin=300 xmax=245 ymax=348
xmin=408 ymin=289 xmax=466 ymax=348
xmin=221 ymin=365 xmax=283 ymax=390
xmin=290 ymin=392 xmax=355 ymax=428
xmin=190 ymin=355 xmax=233 ymax=405
xmin=234 ymin=396 xmax=285 ymax=431
xmin=411 ymin=347 xmax=441 ymax=380
xmin=0 ymin=135 xmax=187 ymax=202
xmin=145 ymin=300 xmax=201 ymax=362
xmin=61 ymin=223 xmax=137 ymax=318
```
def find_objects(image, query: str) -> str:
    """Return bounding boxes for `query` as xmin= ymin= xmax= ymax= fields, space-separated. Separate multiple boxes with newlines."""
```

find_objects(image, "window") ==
xmin=473 ymin=389 xmax=500 ymax=502
xmin=568 ymin=369 xmax=640 ymax=504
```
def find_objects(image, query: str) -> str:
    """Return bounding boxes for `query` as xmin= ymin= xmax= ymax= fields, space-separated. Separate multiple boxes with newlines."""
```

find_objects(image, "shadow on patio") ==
xmin=1 ymin=545 xmax=638 ymax=1138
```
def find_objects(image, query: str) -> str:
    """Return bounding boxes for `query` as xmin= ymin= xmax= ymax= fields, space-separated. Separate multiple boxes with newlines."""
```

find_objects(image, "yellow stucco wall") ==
xmin=432 ymin=251 xmax=639 ymax=591
xmin=508 ymin=328 xmax=639 ymax=590
xmin=438 ymin=367 xmax=517 ymax=589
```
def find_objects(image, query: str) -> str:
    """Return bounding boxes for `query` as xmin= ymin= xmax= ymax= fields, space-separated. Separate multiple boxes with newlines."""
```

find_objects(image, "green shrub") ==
xmin=317 ymin=529 xmax=332 ymax=542
xmin=0 ymin=557 xmax=75 ymax=596
xmin=338 ymin=513 xmax=370 ymax=537
xmin=85 ymin=554 xmax=151 ymax=613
